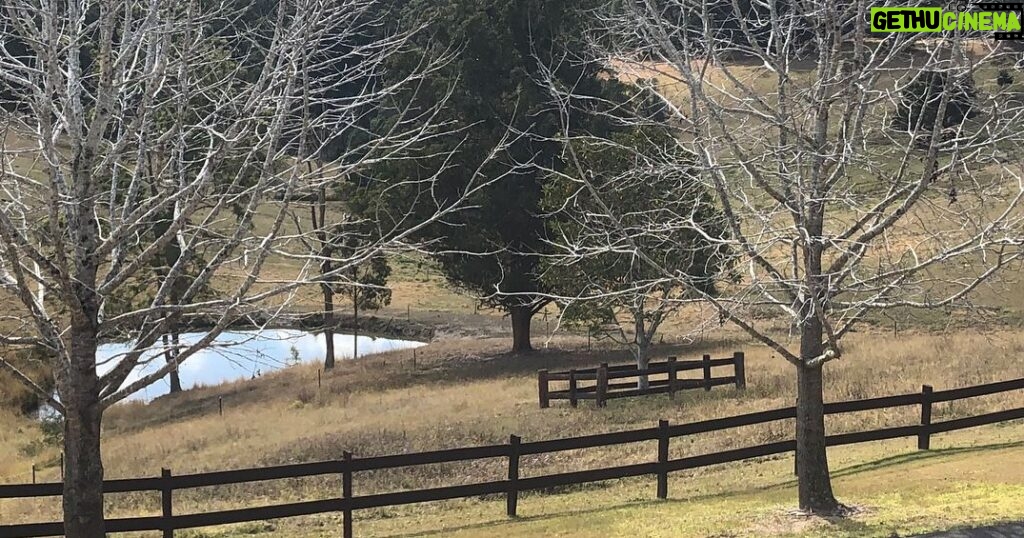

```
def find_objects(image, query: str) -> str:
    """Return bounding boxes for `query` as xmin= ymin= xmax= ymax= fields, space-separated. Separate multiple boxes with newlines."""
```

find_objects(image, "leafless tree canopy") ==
xmin=543 ymin=0 xmax=1024 ymax=364
xmin=0 ymin=1 xmax=526 ymax=532
xmin=537 ymin=0 xmax=1024 ymax=512
xmin=0 ymin=0 xmax=500 ymax=408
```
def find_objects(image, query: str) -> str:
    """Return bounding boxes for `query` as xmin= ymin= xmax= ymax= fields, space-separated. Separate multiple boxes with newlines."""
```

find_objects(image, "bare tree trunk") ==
xmin=796 ymin=317 xmax=839 ymax=514
xmin=63 ymin=329 xmax=105 ymax=538
xmin=170 ymin=331 xmax=182 ymax=393
xmin=635 ymin=343 xmax=650 ymax=391
xmin=323 ymin=284 xmax=336 ymax=369
xmin=352 ymin=285 xmax=359 ymax=360
xmin=634 ymin=313 xmax=652 ymax=391
xmin=168 ymin=369 xmax=182 ymax=394
xmin=313 ymin=184 xmax=337 ymax=370
xmin=510 ymin=305 xmax=533 ymax=353
xmin=63 ymin=402 xmax=104 ymax=537
xmin=162 ymin=334 xmax=172 ymax=382
xmin=163 ymin=333 xmax=182 ymax=394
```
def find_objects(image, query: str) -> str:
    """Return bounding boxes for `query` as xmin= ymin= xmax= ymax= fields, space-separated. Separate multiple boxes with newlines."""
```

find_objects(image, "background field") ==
xmin=4 ymin=54 xmax=1024 ymax=537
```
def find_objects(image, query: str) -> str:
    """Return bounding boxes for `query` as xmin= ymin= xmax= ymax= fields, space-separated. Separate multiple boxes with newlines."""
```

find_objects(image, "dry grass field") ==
xmin=2 ymin=326 xmax=1024 ymax=537
xmin=4 ymin=51 xmax=1024 ymax=537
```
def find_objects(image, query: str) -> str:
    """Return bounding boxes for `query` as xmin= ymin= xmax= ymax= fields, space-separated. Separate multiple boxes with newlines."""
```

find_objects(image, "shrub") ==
xmin=998 ymin=69 xmax=1014 ymax=87
xmin=17 ymin=414 xmax=63 ymax=457
xmin=0 ymin=348 xmax=55 ymax=416
xmin=892 ymin=70 xmax=978 ymax=133
xmin=295 ymin=385 xmax=316 ymax=406
xmin=40 ymin=413 xmax=64 ymax=446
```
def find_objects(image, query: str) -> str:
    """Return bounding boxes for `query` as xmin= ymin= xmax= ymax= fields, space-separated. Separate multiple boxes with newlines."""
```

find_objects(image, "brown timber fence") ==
xmin=2 ymin=376 xmax=1024 ymax=538
xmin=537 ymin=351 xmax=746 ymax=408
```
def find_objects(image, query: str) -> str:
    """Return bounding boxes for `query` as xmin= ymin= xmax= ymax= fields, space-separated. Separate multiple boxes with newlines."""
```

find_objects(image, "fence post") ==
xmin=343 ymin=451 xmax=353 ymax=538
xmin=60 ymin=453 xmax=64 ymax=481
xmin=657 ymin=420 xmax=669 ymax=499
xmin=702 ymin=354 xmax=712 ymax=391
xmin=31 ymin=464 xmax=35 ymax=484
xmin=538 ymin=370 xmax=549 ymax=409
xmin=218 ymin=396 xmax=223 ymax=416
xmin=733 ymin=352 xmax=746 ymax=390
xmin=507 ymin=435 xmax=521 ymax=517
xmin=161 ymin=468 xmax=173 ymax=538
xmin=596 ymin=363 xmax=609 ymax=408
xmin=667 ymin=357 xmax=677 ymax=400
xmin=919 ymin=385 xmax=933 ymax=450
xmin=569 ymin=369 xmax=578 ymax=408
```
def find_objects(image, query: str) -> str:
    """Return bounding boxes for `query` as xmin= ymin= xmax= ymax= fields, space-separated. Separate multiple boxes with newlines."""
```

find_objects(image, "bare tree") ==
xmin=306 ymin=172 xmax=339 ymax=369
xmin=542 ymin=0 xmax=1024 ymax=514
xmin=0 ymin=0 xmax=511 ymax=535
xmin=558 ymin=281 xmax=681 ymax=390
xmin=541 ymin=124 xmax=729 ymax=389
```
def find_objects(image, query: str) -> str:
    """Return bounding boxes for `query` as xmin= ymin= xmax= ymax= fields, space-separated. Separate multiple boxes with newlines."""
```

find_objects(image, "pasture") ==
xmin=3 ymin=327 xmax=1024 ymax=537
xmin=4 ymin=48 xmax=1024 ymax=537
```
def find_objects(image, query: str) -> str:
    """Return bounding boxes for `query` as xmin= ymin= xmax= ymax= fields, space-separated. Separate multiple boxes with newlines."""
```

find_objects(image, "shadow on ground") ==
xmin=378 ymin=440 xmax=1024 ymax=538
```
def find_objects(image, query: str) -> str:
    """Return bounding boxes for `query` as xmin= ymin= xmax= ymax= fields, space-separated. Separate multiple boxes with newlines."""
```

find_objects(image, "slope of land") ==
xmin=2 ymin=328 xmax=1023 ymax=537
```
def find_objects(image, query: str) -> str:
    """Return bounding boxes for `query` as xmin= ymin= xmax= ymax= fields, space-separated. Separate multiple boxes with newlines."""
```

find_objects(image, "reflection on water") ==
xmin=96 ymin=330 xmax=425 ymax=401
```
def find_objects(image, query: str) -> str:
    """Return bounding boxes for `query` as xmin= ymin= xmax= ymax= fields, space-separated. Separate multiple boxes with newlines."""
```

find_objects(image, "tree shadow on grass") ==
xmin=375 ymin=497 xmax=661 ymax=538
xmin=377 ymin=439 xmax=1024 ymax=538
xmin=772 ymin=439 xmax=1024 ymax=489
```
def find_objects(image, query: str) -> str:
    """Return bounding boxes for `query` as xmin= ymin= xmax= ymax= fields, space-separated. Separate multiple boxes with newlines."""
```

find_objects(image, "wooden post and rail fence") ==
xmin=2 ymin=377 xmax=1023 ymax=538
xmin=538 ymin=351 xmax=746 ymax=408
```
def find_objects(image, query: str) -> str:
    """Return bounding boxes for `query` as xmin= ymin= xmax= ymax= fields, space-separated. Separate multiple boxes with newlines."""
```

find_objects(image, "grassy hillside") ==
xmin=345 ymin=430 xmax=1024 ymax=538
xmin=2 ymin=328 xmax=1023 ymax=536
xmin=4 ymin=51 xmax=1024 ymax=538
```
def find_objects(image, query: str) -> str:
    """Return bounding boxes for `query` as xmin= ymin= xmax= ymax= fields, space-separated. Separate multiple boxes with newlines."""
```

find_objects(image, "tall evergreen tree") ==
xmin=355 ymin=0 xmax=641 ymax=351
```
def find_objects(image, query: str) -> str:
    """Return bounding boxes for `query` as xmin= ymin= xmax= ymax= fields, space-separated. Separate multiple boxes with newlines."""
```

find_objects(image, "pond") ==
xmin=96 ymin=330 xmax=426 ymax=401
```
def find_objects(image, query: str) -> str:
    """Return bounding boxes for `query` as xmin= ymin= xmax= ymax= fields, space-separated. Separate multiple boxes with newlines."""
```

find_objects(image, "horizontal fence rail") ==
xmin=3 ymin=376 xmax=1023 ymax=538
xmin=538 ymin=351 xmax=746 ymax=408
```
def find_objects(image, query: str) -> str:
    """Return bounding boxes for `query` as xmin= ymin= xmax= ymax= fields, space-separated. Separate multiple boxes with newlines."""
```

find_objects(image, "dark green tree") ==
xmin=893 ymin=70 xmax=978 ymax=134
xmin=353 ymin=0 xmax=639 ymax=352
